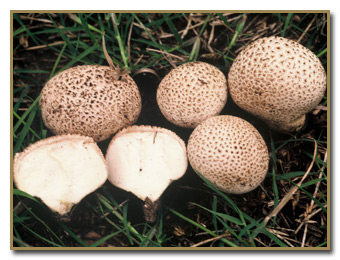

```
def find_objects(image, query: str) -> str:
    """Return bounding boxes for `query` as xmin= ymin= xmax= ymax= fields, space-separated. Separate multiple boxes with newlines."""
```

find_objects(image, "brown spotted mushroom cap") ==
xmin=39 ymin=65 xmax=142 ymax=142
xmin=13 ymin=135 xmax=108 ymax=216
xmin=187 ymin=115 xmax=269 ymax=194
xmin=156 ymin=62 xmax=227 ymax=128
xmin=228 ymin=36 xmax=326 ymax=133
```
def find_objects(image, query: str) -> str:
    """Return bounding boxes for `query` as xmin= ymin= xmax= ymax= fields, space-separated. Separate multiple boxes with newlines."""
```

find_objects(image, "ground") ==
xmin=12 ymin=12 xmax=328 ymax=248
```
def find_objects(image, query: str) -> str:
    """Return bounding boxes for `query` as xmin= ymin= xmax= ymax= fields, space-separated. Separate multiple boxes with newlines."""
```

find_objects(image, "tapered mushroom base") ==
xmin=105 ymin=125 xmax=188 ymax=222
xmin=265 ymin=115 xmax=306 ymax=133
xmin=143 ymin=198 xmax=161 ymax=223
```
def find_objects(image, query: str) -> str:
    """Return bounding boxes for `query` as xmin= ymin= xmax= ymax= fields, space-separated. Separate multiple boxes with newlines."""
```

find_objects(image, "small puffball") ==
xmin=228 ymin=36 xmax=326 ymax=133
xmin=157 ymin=61 xmax=227 ymax=128
xmin=39 ymin=65 xmax=142 ymax=142
xmin=187 ymin=115 xmax=269 ymax=194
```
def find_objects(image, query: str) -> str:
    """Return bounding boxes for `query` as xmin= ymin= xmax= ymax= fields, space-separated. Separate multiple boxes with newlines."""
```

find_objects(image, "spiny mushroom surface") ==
xmin=228 ymin=36 xmax=326 ymax=133
xmin=39 ymin=65 xmax=142 ymax=142
xmin=156 ymin=61 xmax=227 ymax=128
xmin=13 ymin=135 xmax=108 ymax=216
xmin=187 ymin=115 xmax=269 ymax=194
xmin=106 ymin=125 xmax=187 ymax=222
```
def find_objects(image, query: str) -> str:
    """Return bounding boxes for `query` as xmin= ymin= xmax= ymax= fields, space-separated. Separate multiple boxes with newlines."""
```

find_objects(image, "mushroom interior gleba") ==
xmin=105 ymin=125 xmax=188 ymax=222
xmin=13 ymin=135 xmax=108 ymax=219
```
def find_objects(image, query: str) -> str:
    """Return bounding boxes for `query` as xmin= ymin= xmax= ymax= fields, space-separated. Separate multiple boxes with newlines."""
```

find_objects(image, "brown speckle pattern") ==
xmin=157 ymin=62 xmax=227 ymax=128
xmin=187 ymin=115 xmax=269 ymax=194
xmin=228 ymin=36 xmax=326 ymax=132
xmin=39 ymin=65 xmax=142 ymax=142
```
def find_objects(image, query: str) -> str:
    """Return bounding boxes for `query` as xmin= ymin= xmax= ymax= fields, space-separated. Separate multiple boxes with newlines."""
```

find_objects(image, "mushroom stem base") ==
xmin=266 ymin=114 xmax=306 ymax=133
xmin=143 ymin=197 xmax=161 ymax=223
xmin=54 ymin=211 xmax=72 ymax=222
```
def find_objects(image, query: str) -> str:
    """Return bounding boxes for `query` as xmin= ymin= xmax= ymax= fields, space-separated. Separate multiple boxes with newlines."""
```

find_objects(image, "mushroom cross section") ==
xmin=13 ymin=135 xmax=108 ymax=216
xmin=105 ymin=125 xmax=188 ymax=203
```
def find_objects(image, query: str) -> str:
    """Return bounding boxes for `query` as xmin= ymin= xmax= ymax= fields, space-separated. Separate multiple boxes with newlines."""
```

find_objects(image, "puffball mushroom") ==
xmin=187 ymin=115 xmax=269 ymax=194
xmin=39 ymin=65 xmax=142 ymax=142
xmin=228 ymin=36 xmax=326 ymax=133
xmin=156 ymin=61 xmax=228 ymax=128
xmin=105 ymin=125 xmax=188 ymax=222
xmin=13 ymin=135 xmax=108 ymax=217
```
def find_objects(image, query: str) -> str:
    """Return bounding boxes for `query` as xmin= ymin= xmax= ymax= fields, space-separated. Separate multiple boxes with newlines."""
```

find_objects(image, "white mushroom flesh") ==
xmin=14 ymin=135 xmax=108 ymax=215
xmin=106 ymin=126 xmax=187 ymax=202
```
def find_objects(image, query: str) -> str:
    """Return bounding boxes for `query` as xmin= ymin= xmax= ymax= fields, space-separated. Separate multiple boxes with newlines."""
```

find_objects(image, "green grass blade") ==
xmin=303 ymin=151 xmax=327 ymax=167
xmin=13 ymin=236 xmax=32 ymax=247
xmin=190 ymin=202 xmax=249 ymax=245
xmin=198 ymin=13 xmax=212 ymax=37
xmin=13 ymin=103 xmax=39 ymax=155
xmin=300 ymin=178 xmax=326 ymax=189
xmin=111 ymin=13 xmax=129 ymax=68
xmin=13 ymin=13 xmax=41 ymax=46
xmin=57 ymin=40 xmax=100 ymax=74
xmin=59 ymin=223 xmax=88 ymax=247
xmin=281 ymin=13 xmax=294 ymax=36
xmin=17 ymin=221 xmax=63 ymax=247
xmin=89 ymin=230 xmax=124 ymax=247
xmin=96 ymin=193 xmax=142 ymax=244
xmin=189 ymin=37 xmax=200 ymax=61
xmin=271 ymin=171 xmax=318 ymax=181
xmin=49 ymin=43 xmax=67 ymax=78
xmin=317 ymin=48 xmax=327 ymax=58
xmin=140 ymin=224 xmax=161 ymax=247
xmin=228 ymin=14 xmax=246 ymax=49
xmin=191 ymin=202 xmax=243 ymax=225
xmin=19 ymin=200 xmax=66 ymax=246
xmin=121 ymin=203 xmax=133 ymax=245
xmin=196 ymin=171 xmax=247 ymax=226
xmin=288 ymin=180 xmax=327 ymax=213
xmin=248 ymin=215 xmax=288 ymax=247
xmin=162 ymin=13 xmax=183 ymax=44
xmin=47 ymin=14 xmax=77 ymax=55
xmin=131 ymin=13 xmax=158 ymax=45
xmin=13 ymin=111 xmax=42 ymax=140
xmin=68 ymin=13 xmax=102 ymax=34
xmin=13 ymin=69 xmax=49 ymax=74
xmin=13 ymin=95 xmax=40 ymax=134
xmin=270 ymin=133 xmax=280 ymax=209
xmin=316 ymin=241 xmax=328 ymax=247
xmin=78 ymin=13 xmax=97 ymax=43
xmin=13 ymin=26 xmax=26 ymax=37
xmin=169 ymin=208 xmax=239 ymax=247
xmin=212 ymin=196 xmax=218 ymax=232
xmin=13 ymin=188 xmax=40 ymax=203
xmin=217 ymin=13 xmax=233 ymax=27
xmin=13 ymin=86 xmax=30 ymax=112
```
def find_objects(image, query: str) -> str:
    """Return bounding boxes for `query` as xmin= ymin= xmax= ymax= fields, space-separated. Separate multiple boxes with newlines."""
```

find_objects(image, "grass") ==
xmin=12 ymin=12 xmax=328 ymax=248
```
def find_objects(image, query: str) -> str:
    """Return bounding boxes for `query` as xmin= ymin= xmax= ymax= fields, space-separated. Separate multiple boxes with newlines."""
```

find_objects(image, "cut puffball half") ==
xmin=105 ymin=125 xmax=188 ymax=222
xmin=13 ymin=135 xmax=108 ymax=218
